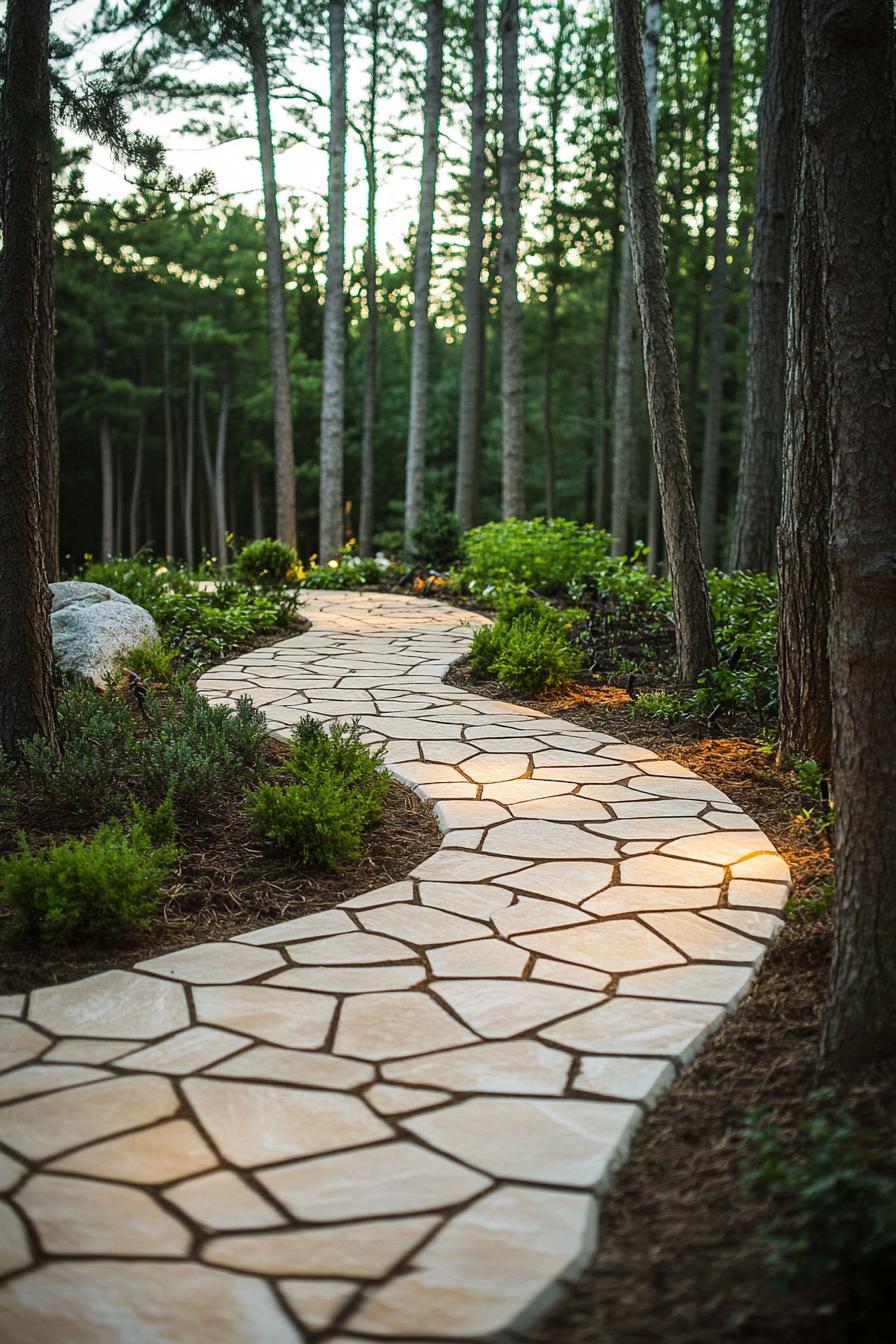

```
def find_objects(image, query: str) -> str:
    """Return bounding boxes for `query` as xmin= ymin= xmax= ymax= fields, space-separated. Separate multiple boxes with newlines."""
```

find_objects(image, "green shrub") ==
xmin=469 ymin=611 xmax=581 ymax=694
xmin=630 ymin=690 xmax=694 ymax=723
xmin=149 ymin=585 xmax=286 ymax=665
xmin=232 ymin=538 xmax=300 ymax=588
xmin=137 ymin=682 xmax=268 ymax=805
xmin=410 ymin=497 xmax=464 ymax=571
xmin=249 ymin=775 xmax=366 ymax=868
xmin=0 ymin=813 xmax=177 ymax=945
xmin=287 ymin=716 xmax=389 ymax=823
xmin=18 ymin=679 xmax=137 ymax=812
xmin=115 ymin=639 xmax=174 ymax=683
xmin=743 ymin=1090 xmax=896 ymax=1306
xmin=83 ymin=556 xmax=192 ymax=607
xmin=462 ymin=518 xmax=612 ymax=595
xmin=299 ymin=544 xmax=399 ymax=590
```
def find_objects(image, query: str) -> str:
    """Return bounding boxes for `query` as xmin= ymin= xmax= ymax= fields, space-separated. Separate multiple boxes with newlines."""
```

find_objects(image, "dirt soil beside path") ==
xmin=447 ymin=660 xmax=895 ymax=1344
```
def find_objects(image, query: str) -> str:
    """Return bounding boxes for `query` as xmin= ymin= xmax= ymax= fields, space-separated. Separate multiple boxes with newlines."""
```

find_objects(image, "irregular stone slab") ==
xmin=460 ymin=753 xmax=531 ymax=783
xmin=731 ymin=852 xmax=791 ymax=881
xmin=628 ymin=775 xmax=730 ymax=802
xmin=532 ymin=958 xmax=611 ymax=991
xmin=661 ymin=830 xmax=775 ymax=866
xmin=358 ymin=904 xmax=488 ymax=946
xmin=419 ymin=881 xmax=514 ymax=920
xmin=532 ymin=765 xmax=637 ymax=783
xmin=574 ymin=1054 xmax=675 ymax=1105
xmin=15 ymin=1173 xmax=190 ymax=1257
xmin=258 ymin=1139 xmax=490 ymax=1222
xmin=509 ymin=796 xmax=611 ymax=822
xmin=29 ymin=970 xmax=189 ymax=1040
xmin=0 ymin=1201 xmax=31 ymax=1276
xmin=182 ymin=1078 xmax=390 ymax=1168
xmin=0 ymin=1020 xmax=50 ymax=1071
xmin=427 ymin=938 xmax=529 ymax=979
xmin=434 ymin=800 xmax=509 ymax=832
xmin=705 ymin=908 xmax=783 ymax=939
xmin=284 ymin=931 xmax=418 ymax=965
xmin=43 ymin=1037 xmax=140 ymax=1064
xmin=542 ymin=996 xmax=724 ymax=1062
xmin=492 ymin=896 xmax=590 ymax=938
xmin=483 ymin=820 xmax=618 ymax=860
xmin=193 ymin=985 xmax=335 ymax=1048
xmin=48 ymin=1119 xmax=217 ymax=1184
xmin=420 ymin=740 xmax=478 ymax=764
xmin=2 ymin=1075 xmax=179 ymax=1161
xmin=0 ymin=1260 xmax=302 ymax=1344
xmin=481 ymin=778 xmax=574 ymax=804
xmin=233 ymin=909 xmax=356 ymax=944
xmin=384 ymin=1039 xmax=572 ymax=1096
xmin=278 ymin=1277 xmax=358 ymax=1332
xmin=727 ymin=878 xmax=790 ymax=909
xmin=617 ymin=854 xmax=724 ymax=886
xmin=268 ymin=964 xmax=425 ymax=994
xmin=582 ymin=884 xmax=721 ymax=915
xmin=0 ymin=1063 xmax=110 ymax=1104
xmin=117 ymin=1027 xmax=248 ymax=1075
xmin=334 ymin=992 xmax=478 ymax=1060
xmin=493 ymin=859 xmax=614 ymax=903
xmin=204 ymin=1215 xmax=439 ymax=1279
xmin=514 ymin=920 xmax=685 ymax=974
xmin=589 ymin=817 xmax=712 ymax=840
xmin=0 ymin=1151 xmax=25 ymax=1193
xmin=341 ymin=880 xmax=414 ymax=909
xmin=0 ymin=993 xmax=24 ymax=1018
xmin=611 ymin=799 xmax=706 ymax=817
xmin=618 ymin=963 xmax=754 ymax=1005
xmin=703 ymin=809 xmax=759 ymax=830
xmin=207 ymin=1044 xmax=374 ymax=1090
xmin=365 ymin=1083 xmax=450 ymax=1114
xmin=642 ymin=912 xmax=766 ymax=963
xmin=347 ymin=1184 xmax=595 ymax=1340
xmin=405 ymin=1096 xmax=639 ymax=1189
xmin=411 ymin=850 xmax=531 ymax=882
xmin=431 ymin=979 xmax=601 ymax=1039
xmin=165 ymin=1169 xmax=286 ymax=1232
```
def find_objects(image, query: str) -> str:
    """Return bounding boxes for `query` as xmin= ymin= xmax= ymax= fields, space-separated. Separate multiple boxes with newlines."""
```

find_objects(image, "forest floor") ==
xmin=446 ymin=658 xmax=895 ymax=1344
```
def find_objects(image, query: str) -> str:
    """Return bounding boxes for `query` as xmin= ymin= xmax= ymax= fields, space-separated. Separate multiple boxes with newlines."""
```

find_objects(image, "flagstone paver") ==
xmin=0 ymin=590 xmax=790 ymax=1341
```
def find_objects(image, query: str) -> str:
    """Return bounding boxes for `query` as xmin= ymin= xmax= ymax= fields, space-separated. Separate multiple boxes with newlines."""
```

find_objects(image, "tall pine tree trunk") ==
xmin=803 ymin=0 xmax=896 ymax=1070
xmin=251 ymin=460 xmax=264 ymax=539
xmin=643 ymin=0 xmax=662 ymax=573
xmin=182 ymin=352 xmax=195 ymax=570
xmin=499 ymin=0 xmax=525 ymax=519
xmin=455 ymin=0 xmax=487 ymax=531
xmin=162 ymin=324 xmax=174 ymax=557
xmin=319 ymin=0 xmax=347 ymax=561
xmin=612 ymin=0 xmax=716 ymax=683
xmin=248 ymin=0 xmax=296 ymax=549
xmin=404 ymin=0 xmax=444 ymax=550
xmin=0 ymin=0 xmax=57 ymax=755
xmin=37 ymin=152 xmax=59 ymax=582
xmin=698 ymin=0 xmax=734 ymax=567
xmin=730 ymin=0 xmax=801 ymax=573
xmin=100 ymin=416 xmax=114 ymax=560
xmin=358 ymin=0 xmax=380 ymax=557
xmin=595 ymin=242 xmax=617 ymax=529
xmin=213 ymin=382 xmax=230 ymax=571
xmin=129 ymin=412 xmax=145 ymax=557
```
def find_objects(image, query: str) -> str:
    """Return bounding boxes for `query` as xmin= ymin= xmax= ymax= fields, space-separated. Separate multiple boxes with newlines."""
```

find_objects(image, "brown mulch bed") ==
xmin=448 ymin=659 xmax=895 ymax=1344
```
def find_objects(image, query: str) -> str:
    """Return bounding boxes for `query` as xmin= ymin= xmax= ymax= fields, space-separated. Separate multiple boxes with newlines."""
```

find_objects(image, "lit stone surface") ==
xmin=165 ymin=1169 xmax=286 ymax=1232
xmin=0 ymin=1261 xmax=303 ymax=1344
xmin=207 ymin=1044 xmax=374 ymax=1090
xmin=193 ymin=985 xmax=335 ymax=1048
xmin=514 ymin=920 xmax=686 ymax=973
xmin=617 ymin=854 xmax=724 ymax=886
xmin=419 ymin=881 xmax=514 ymax=920
xmin=0 ymin=1151 xmax=25 ymax=1193
xmin=618 ymin=963 xmax=754 ymax=1005
xmin=283 ymin=931 xmax=418 ymax=964
xmin=705 ymin=908 xmax=784 ymax=939
xmin=460 ymin=753 xmax=531 ymax=783
xmin=483 ymin=820 xmax=618 ymax=860
xmin=29 ymin=971 xmax=189 ymax=1040
xmin=574 ymin=1054 xmax=675 ymax=1104
xmin=268 ymin=964 xmax=425 ymax=994
xmin=365 ymin=1083 xmax=450 ymax=1114
xmin=582 ymin=884 xmax=721 ymax=915
xmin=117 ymin=1027 xmax=248 ymax=1075
xmin=43 ymin=1037 xmax=140 ymax=1064
xmin=204 ymin=1215 xmax=439 ymax=1278
xmin=134 ymin=942 xmax=284 ymax=983
xmin=334 ymin=991 xmax=478 ymax=1060
xmin=0 ymin=994 xmax=25 ymax=1018
xmin=493 ymin=859 xmax=614 ymax=902
xmin=384 ymin=1039 xmax=572 ymax=1096
xmin=0 ymin=1202 xmax=31 ymax=1276
xmin=48 ymin=1119 xmax=217 ymax=1184
xmin=532 ymin=958 xmax=611 ymax=991
xmin=16 ymin=1174 xmax=190 ymax=1256
xmin=257 ymin=1140 xmax=491 ymax=1222
xmin=357 ymin=904 xmax=488 ymax=946
xmin=182 ymin=1079 xmax=390 ymax=1168
xmin=426 ymin=938 xmax=530 ymax=978
xmin=727 ymin=878 xmax=790 ymax=909
xmin=2 ymin=1075 xmax=179 ymax=1161
xmin=431 ymin=979 xmax=601 ymax=1039
xmin=509 ymin=796 xmax=611 ymax=822
xmin=493 ymin=896 xmax=591 ymax=937
xmin=278 ymin=1278 xmax=358 ymax=1332
xmin=542 ymin=996 xmax=724 ymax=1061
xmin=234 ymin=910 xmax=356 ymax=944
xmin=0 ymin=1063 xmax=110 ymax=1105
xmin=731 ymin=852 xmax=791 ymax=881
xmin=411 ymin=850 xmax=531 ymax=882
xmin=0 ymin=1020 xmax=49 ymax=1071
xmin=641 ymin=912 xmax=766 ymax=963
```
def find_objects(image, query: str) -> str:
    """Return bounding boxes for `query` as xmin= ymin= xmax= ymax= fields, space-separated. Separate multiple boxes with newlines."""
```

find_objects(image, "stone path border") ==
xmin=0 ymin=591 xmax=790 ymax=1342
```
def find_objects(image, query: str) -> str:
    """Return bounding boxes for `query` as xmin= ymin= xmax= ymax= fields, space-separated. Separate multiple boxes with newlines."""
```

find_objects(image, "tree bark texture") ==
xmin=248 ymin=0 xmax=296 ymax=550
xmin=612 ymin=0 xmax=716 ymax=683
xmin=358 ymin=0 xmax=380 ymax=557
xmin=455 ymin=0 xmax=487 ymax=531
xmin=403 ymin=0 xmax=443 ymax=549
xmin=213 ymin=382 xmax=230 ymax=570
xmin=100 ymin=416 xmax=114 ymax=561
xmin=129 ymin=412 xmax=145 ymax=557
xmin=804 ymin=0 xmax=896 ymax=1071
xmin=319 ymin=0 xmax=347 ymax=561
xmin=162 ymin=324 xmax=175 ymax=557
xmin=0 ymin=0 xmax=57 ymax=755
xmin=730 ymin=0 xmax=802 ymax=573
xmin=698 ymin=0 xmax=734 ymax=567
xmin=36 ymin=152 xmax=59 ymax=582
xmin=499 ymin=0 xmax=525 ymax=520
xmin=182 ymin=353 xmax=195 ymax=570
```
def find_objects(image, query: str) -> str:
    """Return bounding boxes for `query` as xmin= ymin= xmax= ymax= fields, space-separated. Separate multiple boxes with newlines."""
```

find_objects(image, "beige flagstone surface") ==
xmin=0 ymin=591 xmax=790 ymax=1341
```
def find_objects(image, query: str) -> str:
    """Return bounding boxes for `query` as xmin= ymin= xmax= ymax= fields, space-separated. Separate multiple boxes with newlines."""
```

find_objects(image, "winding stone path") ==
xmin=0 ymin=591 xmax=790 ymax=1342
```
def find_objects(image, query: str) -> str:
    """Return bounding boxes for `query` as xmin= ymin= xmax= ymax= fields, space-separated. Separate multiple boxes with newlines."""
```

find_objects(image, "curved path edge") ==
xmin=0 ymin=592 xmax=790 ymax=1343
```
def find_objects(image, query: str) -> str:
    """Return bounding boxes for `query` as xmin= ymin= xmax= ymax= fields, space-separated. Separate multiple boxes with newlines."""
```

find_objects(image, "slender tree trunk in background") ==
xmin=596 ymin=241 xmax=617 ymax=529
xmin=99 ymin=416 xmax=114 ymax=561
xmin=404 ymin=0 xmax=444 ymax=550
xmin=36 ymin=153 xmax=59 ymax=582
xmin=643 ymin=0 xmax=662 ymax=573
xmin=610 ymin=226 xmax=637 ymax=554
xmin=499 ymin=0 xmax=525 ymax=519
xmin=182 ymin=353 xmax=195 ymax=570
xmin=358 ymin=0 xmax=380 ymax=557
xmin=730 ymin=0 xmax=802 ymax=573
xmin=698 ymin=0 xmax=734 ymax=567
xmin=213 ymin=382 xmax=230 ymax=570
xmin=455 ymin=0 xmax=487 ymax=531
xmin=776 ymin=140 xmax=831 ymax=770
xmin=129 ymin=413 xmax=145 ymax=557
xmin=247 ymin=0 xmax=296 ymax=550
xmin=803 ymin=0 xmax=896 ymax=1070
xmin=686 ymin=42 xmax=715 ymax=437
xmin=319 ymin=0 xmax=347 ymax=561
xmin=162 ymin=325 xmax=174 ymax=557
xmin=0 ymin=0 xmax=57 ymax=755
xmin=542 ymin=283 xmax=557 ymax=518
xmin=612 ymin=0 xmax=716 ymax=683
xmin=114 ymin=443 xmax=123 ymax=557
xmin=251 ymin=460 xmax=264 ymax=538
xmin=198 ymin=386 xmax=219 ymax=563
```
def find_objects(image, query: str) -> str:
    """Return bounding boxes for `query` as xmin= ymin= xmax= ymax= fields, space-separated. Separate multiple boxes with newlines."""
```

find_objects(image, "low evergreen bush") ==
xmin=469 ymin=609 xmax=581 ymax=693
xmin=287 ymin=717 xmax=388 ymax=822
xmin=232 ymin=537 xmax=300 ymax=589
xmin=410 ymin=497 xmax=464 ymax=571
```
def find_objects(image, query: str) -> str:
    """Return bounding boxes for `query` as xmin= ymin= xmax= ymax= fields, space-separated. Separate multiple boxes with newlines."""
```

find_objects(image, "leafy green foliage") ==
xmin=410 ymin=497 xmax=464 ymax=571
xmin=115 ymin=639 xmax=174 ymax=683
xmin=743 ymin=1091 xmax=896 ymax=1304
xmin=138 ymin=683 xmax=268 ymax=805
xmin=462 ymin=518 xmax=613 ymax=595
xmin=0 ymin=812 xmax=177 ymax=945
xmin=469 ymin=609 xmax=581 ymax=694
xmin=82 ymin=556 xmax=193 ymax=608
xmin=18 ymin=679 xmax=137 ymax=811
xmin=232 ymin=538 xmax=300 ymax=589
xmin=250 ymin=717 xmax=388 ymax=868
xmin=298 ymin=544 xmax=400 ymax=590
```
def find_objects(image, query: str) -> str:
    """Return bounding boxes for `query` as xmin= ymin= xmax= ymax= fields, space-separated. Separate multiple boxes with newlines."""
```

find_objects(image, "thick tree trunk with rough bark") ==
xmin=319 ymin=0 xmax=347 ymax=561
xmin=776 ymin=142 xmax=831 ymax=770
xmin=698 ymin=0 xmax=734 ymax=566
xmin=455 ymin=0 xmax=487 ymax=531
xmin=248 ymin=0 xmax=296 ymax=549
xmin=612 ymin=0 xmax=715 ymax=683
xmin=37 ymin=154 xmax=59 ymax=582
xmin=801 ymin=0 xmax=896 ymax=1072
xmin=0 ymin=0 xmax=57 ymax=755
xmin=404 ymin=0 xmax=443 ymax=550
xmin=730 ymin=0 xmax=802 ymax=574
xmin=499 ymin=0 xmax=525 ymax=519
xmin=358 ymin=0 xmax=380 ymax=557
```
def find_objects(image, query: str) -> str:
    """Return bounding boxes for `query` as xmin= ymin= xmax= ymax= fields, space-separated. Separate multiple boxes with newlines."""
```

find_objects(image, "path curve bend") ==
xmin=0 ymin=591 xmax=790 ymax=1342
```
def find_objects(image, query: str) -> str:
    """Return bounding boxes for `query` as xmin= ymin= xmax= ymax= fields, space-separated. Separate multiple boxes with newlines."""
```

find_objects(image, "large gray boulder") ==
xmin=50 ymin=581 xmax=159 ymax=686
